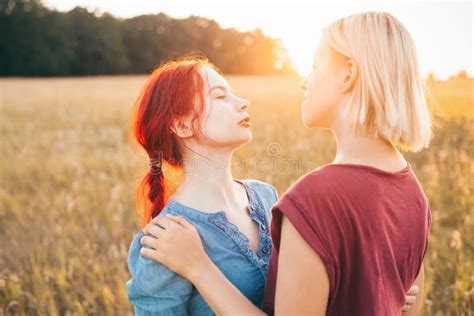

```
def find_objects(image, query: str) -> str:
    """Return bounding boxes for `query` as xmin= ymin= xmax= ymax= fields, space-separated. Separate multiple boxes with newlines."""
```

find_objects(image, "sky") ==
xmin=44 ymin=0 xmax=473 ymax=79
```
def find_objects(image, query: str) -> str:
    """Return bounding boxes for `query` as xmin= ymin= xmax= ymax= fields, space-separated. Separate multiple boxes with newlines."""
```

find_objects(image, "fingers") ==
xmin=166 ymin=215 xmax=196 ymax=230
xmin=140 ymin=235 xmax=159 ymax=250
xmin=403 ymin=294 xmax=416 ymax=313
xmin=405 ymin=295 xmax=416 ymax=305
xmin=402 ymin=284 xmax=419 ymax=313
xmin=140 ymin=246 xmax=162 ymax=262
xmin=402 ymin=304 xmax=410 ymax=312
xmin=402 ymin=285 xmax=418 ymax=313
xmin=151 ymin=215 xmax=180 ymax=230
xmin=407 ymin=285 xmax=420 ymax=295
xmin=143 ymin=222 xmax=165 ymax=239
xmin=142 ymin=215 xmax=187 ymax=251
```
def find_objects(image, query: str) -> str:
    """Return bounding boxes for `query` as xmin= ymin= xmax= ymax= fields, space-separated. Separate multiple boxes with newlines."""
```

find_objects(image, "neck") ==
xmin=173 ymin=146 xmax=243 ymax=212
xmin=331 ymin=121 xmax=407 ymax=171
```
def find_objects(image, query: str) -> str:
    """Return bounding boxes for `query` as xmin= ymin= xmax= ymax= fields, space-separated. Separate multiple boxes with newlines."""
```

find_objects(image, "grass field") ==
xmin=1 ymin=75 xmax=473 ymax=315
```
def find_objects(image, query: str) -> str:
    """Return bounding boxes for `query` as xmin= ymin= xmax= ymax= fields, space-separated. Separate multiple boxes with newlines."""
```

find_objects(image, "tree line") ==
xmin=0 ymin=0 xmax=296 ymax=76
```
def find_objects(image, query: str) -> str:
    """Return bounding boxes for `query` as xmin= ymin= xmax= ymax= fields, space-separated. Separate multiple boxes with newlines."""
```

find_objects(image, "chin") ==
xmin=238 ymin=129 xmax=252 ymax=144
xmin=302 ymin=110 xmax=331 ymax=128
xmin=301 ymin=102 xmax=315 ymax=127
xmin=219 ymin=130 xmax=252 ymax=149
xmin=302 ymin=113 xmax=316 ymax=128
xmin=235 ymin=129 xmax=252 ymax=146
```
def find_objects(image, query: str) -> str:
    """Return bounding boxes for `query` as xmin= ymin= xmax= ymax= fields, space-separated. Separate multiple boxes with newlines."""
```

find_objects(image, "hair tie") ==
xmin=149 ymin=157 xmax=162 ymax=175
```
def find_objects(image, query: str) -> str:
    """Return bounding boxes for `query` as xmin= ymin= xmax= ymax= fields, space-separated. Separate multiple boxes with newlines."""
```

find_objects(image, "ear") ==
xmin=170 ymin=115 xmax=194 ymax=138
xmin=341 ymin=58 xmax=358 ymax=94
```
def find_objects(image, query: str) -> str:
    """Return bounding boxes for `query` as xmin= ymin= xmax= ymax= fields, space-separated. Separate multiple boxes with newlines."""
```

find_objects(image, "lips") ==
xmin=238 ymin=116 xmax=252 ymax=127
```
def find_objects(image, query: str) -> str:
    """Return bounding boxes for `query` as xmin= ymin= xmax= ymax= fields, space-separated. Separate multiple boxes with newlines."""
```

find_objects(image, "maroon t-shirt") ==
xmin=263 ymin=163 xmax=432 ymax=315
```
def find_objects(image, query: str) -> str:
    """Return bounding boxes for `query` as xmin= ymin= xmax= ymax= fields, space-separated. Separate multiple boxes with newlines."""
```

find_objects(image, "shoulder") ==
xmin=280 ymin=165 xmax=341 ymax=204
xmin=241 ymin=178 xmax=279 ymax=213
xmin=239 ymin=179 xmax=278 ymax=223
xmin=126 ymin=228 xmax=189 ymax=286
xmin=126 ymin=229 xmax=193 ymax=311
xmin=241 ymin=178 xmax=279 ymax=202
xmin=270 ymin=168 xmax=346 ymax=267
xmin=127 ymin=229 xmax=176 ymax=279
xmin=160 ymin=201 xmax=208 ymax=223
xmin=271 ymin=165 xmax=349 ymax=230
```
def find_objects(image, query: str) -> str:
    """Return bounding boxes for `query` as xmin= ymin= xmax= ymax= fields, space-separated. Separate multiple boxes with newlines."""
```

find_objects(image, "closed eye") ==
xmin=216 ymin=95 xmax=226 ymax=99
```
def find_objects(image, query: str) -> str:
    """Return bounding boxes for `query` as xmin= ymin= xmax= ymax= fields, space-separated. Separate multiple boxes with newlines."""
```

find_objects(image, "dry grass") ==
xmin=0 ymin=75 xmax=472 ymax=315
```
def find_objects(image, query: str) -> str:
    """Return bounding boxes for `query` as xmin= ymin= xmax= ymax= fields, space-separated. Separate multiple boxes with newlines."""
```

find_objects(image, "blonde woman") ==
xmin=139 ymin=11 xmax=430 ymax=315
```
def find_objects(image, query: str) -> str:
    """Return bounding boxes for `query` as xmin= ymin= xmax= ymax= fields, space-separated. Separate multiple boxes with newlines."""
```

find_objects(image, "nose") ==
xmin=237 ymin=97 xmax=250 ymax=111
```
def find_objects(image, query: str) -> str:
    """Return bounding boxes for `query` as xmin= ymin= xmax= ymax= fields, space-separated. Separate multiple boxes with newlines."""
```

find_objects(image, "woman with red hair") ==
xmin=126 ymin=55 xmax=278 ymax=315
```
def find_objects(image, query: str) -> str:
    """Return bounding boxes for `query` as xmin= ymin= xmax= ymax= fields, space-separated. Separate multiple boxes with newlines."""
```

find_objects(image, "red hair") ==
xmin=130 ymin=55 xmax=213 ymax=227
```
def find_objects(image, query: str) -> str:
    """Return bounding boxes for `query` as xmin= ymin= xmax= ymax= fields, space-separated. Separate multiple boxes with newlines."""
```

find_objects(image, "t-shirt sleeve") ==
xmin=126 ymin=231 xmax=193 ymax=316
xmin=270 ymin=192 xmax=338 ymax=296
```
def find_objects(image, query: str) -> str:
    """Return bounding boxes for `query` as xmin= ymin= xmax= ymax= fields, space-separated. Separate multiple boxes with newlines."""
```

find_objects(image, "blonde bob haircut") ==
xmin=322 ymin=11 xmax=432 ymax=152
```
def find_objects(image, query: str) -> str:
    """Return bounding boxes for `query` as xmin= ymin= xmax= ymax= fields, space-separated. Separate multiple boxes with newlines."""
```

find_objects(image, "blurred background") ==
xmin=0 ymin=0 xmax=472 ymax=314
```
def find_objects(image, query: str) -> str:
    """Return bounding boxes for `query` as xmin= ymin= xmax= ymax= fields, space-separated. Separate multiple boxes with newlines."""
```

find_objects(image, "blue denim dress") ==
xmin=126 ymin=179 xmax=279 ymax=315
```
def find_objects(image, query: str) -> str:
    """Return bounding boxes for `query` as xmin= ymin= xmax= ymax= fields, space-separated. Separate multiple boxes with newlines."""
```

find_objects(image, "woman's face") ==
xmin=300 ymin=39 xmax=346 ymax=128
xmin=197 ymin=67 xmax=252 ymax=148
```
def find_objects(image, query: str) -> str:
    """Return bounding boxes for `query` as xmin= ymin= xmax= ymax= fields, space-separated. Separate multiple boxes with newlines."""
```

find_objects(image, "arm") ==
xmin=403 ymin=263 xmax=425 ymax=316
xmin=141 ymin=215 xmax=266 ymax=316
xmin=189 ymin=254 xmax=267 ymax=316
xmin=275 ymin=215 xmax=329 ymax=315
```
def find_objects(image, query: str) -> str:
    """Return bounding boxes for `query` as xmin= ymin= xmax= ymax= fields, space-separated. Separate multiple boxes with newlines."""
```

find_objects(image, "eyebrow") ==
xmin=208 ymin=85 xmax=232 ymax=95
